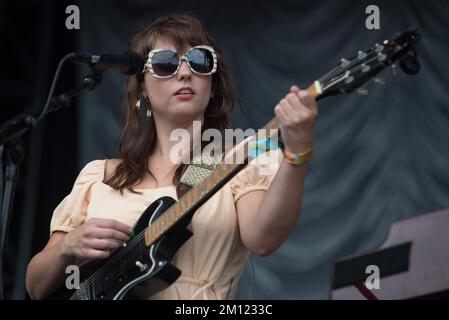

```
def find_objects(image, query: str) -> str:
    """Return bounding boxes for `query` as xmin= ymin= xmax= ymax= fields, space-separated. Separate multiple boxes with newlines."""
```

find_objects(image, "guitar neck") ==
xmin=143 ymin=81 xmax=323 ymax=246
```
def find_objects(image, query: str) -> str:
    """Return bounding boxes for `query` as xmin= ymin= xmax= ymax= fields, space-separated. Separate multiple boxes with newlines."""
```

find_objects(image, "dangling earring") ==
xmin=136 ymin=97 xmax=152 ymax=118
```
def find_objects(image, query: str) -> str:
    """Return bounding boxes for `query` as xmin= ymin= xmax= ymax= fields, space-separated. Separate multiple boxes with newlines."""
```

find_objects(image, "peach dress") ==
xmin=50 ymin=148 xmax=283 ymax=299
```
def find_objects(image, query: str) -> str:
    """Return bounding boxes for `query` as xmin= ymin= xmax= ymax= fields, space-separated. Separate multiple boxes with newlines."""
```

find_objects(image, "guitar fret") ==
xmin=187 ymin=190 xmax=193 ymax=207
xmin=174 ymin=206 xmax=178 ymax=220
xmin=167 ymin=210 xmax=172 ymax=225
xmin=191 ymin=185 xmax=199 ymax=203
xmin=145 ymin=229 xmax=150 ymax=245
xmin=173 ymin=208 xmax=178 ymax=222
xmin=206 ymin=175 xmax=213 ymax=191
xmin=177 ymin=201 xmax=183 ymax=215
xmin=189 ymin=189 xmax=195 ymax=204
xmin=216 ymin=167 xmax=222 ymax=181
xmin=160 ymin=216 xmax=165 ymax=231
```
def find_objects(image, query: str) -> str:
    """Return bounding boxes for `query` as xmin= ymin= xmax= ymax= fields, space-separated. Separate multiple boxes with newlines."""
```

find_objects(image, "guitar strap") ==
xmin=176 ymin=150 xmax=218 ymax=199
xmin=175 ymin=136 xmax=283 ymax=199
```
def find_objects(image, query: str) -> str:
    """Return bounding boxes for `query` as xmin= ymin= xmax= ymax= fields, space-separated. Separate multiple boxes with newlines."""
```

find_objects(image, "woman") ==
xmin=26 ymin=13 xmax=317 ymax=300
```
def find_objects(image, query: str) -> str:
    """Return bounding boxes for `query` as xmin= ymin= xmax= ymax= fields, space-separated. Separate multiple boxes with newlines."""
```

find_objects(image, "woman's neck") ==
xmin=152 ymin=114 xmax=204 ymax=165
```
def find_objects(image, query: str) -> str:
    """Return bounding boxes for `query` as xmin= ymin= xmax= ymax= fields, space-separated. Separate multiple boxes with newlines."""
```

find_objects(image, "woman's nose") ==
xmin=177 ymin=60 xmax=192 ymax=80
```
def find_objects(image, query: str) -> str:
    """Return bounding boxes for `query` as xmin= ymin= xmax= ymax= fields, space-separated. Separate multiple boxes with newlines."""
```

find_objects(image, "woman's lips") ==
xmin=175 ymin=93 xmax=194 ymax=100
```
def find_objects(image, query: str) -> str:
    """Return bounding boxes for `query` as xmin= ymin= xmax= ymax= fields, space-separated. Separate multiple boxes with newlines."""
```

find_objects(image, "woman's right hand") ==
xmin=62 ymin=218 xmax=132 ymax=263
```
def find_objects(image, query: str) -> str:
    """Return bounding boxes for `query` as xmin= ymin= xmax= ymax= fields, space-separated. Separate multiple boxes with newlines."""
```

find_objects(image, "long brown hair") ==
xmin=105 ymin=13 xmax=235 ymax=195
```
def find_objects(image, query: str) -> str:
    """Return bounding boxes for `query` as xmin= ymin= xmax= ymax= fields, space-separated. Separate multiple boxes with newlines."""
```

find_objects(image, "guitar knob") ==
xmin=390 ymin=64 xmax=398 ymax=76
xmin=356 ymin=89 xmax=369 ymax=96
xmin=373 ymin=77 xmax=385 ymax=85
xmin=135 ymin=260 xmax=148 ymax=272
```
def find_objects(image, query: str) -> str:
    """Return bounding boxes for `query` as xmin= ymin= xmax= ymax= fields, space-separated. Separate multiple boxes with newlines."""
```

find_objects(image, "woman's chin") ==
xmin=167 ymin=108 xmax=204 ymax=122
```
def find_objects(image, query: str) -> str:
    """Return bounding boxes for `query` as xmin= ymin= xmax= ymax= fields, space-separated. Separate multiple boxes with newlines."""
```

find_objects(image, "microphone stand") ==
xmin=0 ymin=69 xmax=103 ymax=300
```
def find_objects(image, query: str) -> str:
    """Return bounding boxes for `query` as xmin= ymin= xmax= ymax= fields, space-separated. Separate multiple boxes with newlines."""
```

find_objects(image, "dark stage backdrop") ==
xmin=6 ymin=0 xmax=447 ymax=299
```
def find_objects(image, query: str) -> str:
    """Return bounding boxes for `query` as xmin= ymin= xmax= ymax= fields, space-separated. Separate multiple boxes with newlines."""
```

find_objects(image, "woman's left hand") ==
xmin=274 ymin=85 xmax=318 ymax=153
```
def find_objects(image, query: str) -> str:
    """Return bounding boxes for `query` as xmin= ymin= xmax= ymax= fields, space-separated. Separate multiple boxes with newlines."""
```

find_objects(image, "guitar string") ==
xmin=72 ymin=224 xmax=161 ymax=299
xmin=318 ymin=46 xmax=381 ymax=83
xmin=321 ymin=53 xmax=390 ymax=93
xmin=319 ymin=54 xmax=379 ymax=89
xmin=71 ymin=230 xmax=147 ymax=299
xmin=323 ymin=43 xmax=396 ymax=88
xmin=318 ymin=48 xmax=380 ymax=88
xmin=70 ymin=211 xmax=167 ymax=299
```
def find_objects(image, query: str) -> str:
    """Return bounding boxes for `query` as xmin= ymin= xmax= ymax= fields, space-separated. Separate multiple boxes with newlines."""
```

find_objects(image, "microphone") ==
xmin=66 ymin=51 xmax=145 ymax=75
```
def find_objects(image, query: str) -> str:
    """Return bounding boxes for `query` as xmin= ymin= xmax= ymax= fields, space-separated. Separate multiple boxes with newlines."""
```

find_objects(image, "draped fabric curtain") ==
xmin=77 ymin=0 xmax=449 ymax=299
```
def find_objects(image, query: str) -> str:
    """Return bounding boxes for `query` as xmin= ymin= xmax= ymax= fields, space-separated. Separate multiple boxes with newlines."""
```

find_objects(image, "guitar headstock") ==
xmin=312 ymin=30 xmax=421 ymax=100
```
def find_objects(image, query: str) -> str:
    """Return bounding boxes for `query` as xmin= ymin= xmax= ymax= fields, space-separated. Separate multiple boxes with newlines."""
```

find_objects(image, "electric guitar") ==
xmin=45 ymin=30 xmax=421 ymax=299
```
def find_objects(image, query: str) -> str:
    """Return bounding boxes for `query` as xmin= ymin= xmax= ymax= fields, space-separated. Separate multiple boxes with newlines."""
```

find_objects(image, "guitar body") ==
xmin=46 ymin=196 xmax=193 ymax=300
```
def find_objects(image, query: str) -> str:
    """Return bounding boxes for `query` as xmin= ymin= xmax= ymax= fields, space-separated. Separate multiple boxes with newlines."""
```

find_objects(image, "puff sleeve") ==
xmin=49 ymin=160 xmax=105 ymax=236
xmin=229 ymin=148 xmax=283 ymax=203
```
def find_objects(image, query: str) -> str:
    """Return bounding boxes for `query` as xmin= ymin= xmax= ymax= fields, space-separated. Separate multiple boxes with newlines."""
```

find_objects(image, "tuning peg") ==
xmin=375 ymin=44 xmax=385 ymax=52
xmin=377 ymin=53 xmax=387 ymax=61
xmin=345 ymin=75 xmax=355 ymax=84
xmin=373 ymin=77 xmax=385 ymax=85
xmin=390 ymin=64 xmax=398 ymax=76
xmin=361 ymin=64 xmax=371 ymax=73
xmin=340 ymin=58 xmax=350 ymax=66
xmin=356 ymin=88 xmax=369 ymax=96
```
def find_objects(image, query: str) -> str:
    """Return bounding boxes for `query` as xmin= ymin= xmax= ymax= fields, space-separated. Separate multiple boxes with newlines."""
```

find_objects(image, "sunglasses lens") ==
xmin=152 ymin=50 xmax=179 ymax=77
xmin=187 ymin=48 xmax=214 ymax=74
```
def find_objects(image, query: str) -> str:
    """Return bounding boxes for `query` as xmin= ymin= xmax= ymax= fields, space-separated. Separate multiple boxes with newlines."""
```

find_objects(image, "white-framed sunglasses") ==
xmin=143 ymin=45 xmax=218 ymax=78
